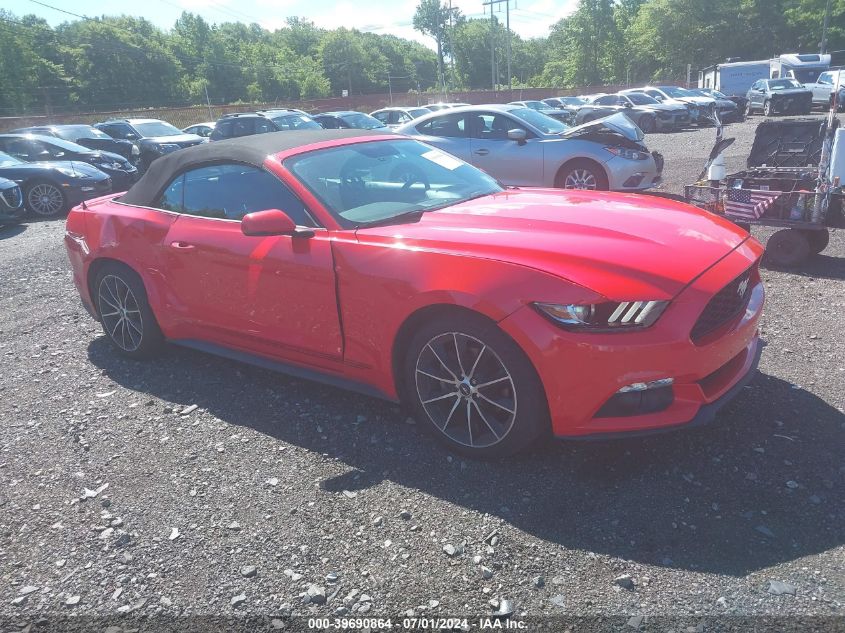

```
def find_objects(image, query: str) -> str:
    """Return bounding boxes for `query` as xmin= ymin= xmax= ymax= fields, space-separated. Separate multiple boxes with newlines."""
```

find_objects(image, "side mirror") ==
xmin=125 ymin=133 xmax=138 ymax=140
xmin=507 ymin=128 xmax=527 ymax=144
xmin=624 ymin=102 xmax=633 ymax=108
xmin=241 ymin=209 xmax=310 ymax=237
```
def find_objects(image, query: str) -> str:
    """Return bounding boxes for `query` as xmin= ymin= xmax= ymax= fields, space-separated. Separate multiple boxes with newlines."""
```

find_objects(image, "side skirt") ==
xmin=171 ymin=338 xmax=396 ymax=403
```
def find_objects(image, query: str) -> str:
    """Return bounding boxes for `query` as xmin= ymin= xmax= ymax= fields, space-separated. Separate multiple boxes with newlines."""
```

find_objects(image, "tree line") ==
xmin=1 ymin=0 xmax=841 ymax=116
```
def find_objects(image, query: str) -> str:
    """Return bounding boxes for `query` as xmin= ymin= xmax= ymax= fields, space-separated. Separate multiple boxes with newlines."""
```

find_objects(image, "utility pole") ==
xmin=483 ymin=0 xmax=512 ymax=92
xmin=446 ymin=0 xmax=457 ymax=94
xmin=388 ymin=74 xmax=393 ymax=105
xmin=820 ymin=0 xmax=831 ymax=54
xmin=204 ymin=83 xmax=213 ymax=120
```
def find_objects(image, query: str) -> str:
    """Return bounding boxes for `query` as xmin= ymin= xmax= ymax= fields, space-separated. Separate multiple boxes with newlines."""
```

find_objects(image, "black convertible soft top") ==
xmin=119 ymin=129 xmax=393 ymax=207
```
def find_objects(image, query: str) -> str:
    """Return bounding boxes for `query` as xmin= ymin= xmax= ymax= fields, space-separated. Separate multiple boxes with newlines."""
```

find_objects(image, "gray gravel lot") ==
xmin=1 ymin=116 xmax=844 ymax=631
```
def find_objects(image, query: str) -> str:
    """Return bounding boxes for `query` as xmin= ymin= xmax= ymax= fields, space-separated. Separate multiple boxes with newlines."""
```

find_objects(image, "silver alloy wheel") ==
xmin=415 ymin=332 xmax=517 ymax=449
xmin=97 ymin=274 xmax=144 ymax=352
xmin=563 ymin=169 xmax=597 ymax=190
xmin=27 ymin=183 xmax=64 ymax=217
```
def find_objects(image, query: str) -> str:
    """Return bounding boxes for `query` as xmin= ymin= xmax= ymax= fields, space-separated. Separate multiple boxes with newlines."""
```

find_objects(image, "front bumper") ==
xmin=606 ymin=154 xmax=663 ymax=191
xmin=498 ymin=239 xmax=765 ymax=437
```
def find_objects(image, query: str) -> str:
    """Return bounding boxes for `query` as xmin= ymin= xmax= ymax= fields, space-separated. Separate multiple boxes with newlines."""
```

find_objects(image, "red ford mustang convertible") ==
xmin=65 ymin=130 xmax=765 ymax=457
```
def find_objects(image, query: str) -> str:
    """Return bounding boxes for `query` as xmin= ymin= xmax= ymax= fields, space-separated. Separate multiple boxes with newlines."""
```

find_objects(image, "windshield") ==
xmin=508 ymin=107 xmax=568 ymax=134
xmin=286 ymin=139 xmax=502 ymax=227
xmin=23 ymin=135 xmax=90 ymax=153
xmin=0 ymin=151 xmax=24 ymax=167
xmin=268 ymin=114 xmax=322 ymax=130
xmin=134 ymin=121 xmax=182 ymax=137
xmin=560 ymin=97 xmax=587 ymax=106
xmin=522 ymin=101 xmax=546 ymax=110
xmin=769 ymin=79 xmax=802 ymax=90
xmin=660 ymin=86 xmax=694 ymax=98
xmin=409 ymin=108 xmax=431 ymax=118
xmin=626 ymin=93 xmax=658 ymax=105
xmin=339 ymin=113 xmax=387 ymax=130
xmin=55 ymin=125 xmax=110 ymax=142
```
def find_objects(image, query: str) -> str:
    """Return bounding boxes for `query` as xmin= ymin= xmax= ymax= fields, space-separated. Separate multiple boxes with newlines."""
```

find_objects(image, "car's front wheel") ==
xmin=403 ymin=313 xmax=548 ymax=458
xmin=556 ymin=160 xmax=609 ymax=191
xmin=25 ymin=181 xmax=67 ymax=218
xmin=94 ymin=263 xmax=164 ymax=359
xmin=763 ymin=100 xmax=773 ymax=116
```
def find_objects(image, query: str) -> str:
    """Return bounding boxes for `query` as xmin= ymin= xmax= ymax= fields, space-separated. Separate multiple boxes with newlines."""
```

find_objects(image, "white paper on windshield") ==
xmin=421 ymin=149 xmax=462 ymax=170
xmin=300 ymin=116 xmax=310 ymax=122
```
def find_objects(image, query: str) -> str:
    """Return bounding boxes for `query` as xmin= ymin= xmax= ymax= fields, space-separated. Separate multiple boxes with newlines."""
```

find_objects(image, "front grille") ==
xmin=690 ymin=268 xmax=753 ymax=342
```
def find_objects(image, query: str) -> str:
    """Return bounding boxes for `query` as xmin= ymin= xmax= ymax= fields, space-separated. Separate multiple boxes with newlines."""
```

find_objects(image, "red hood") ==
xmin=355 ymin=189 xmax=750 ymax=300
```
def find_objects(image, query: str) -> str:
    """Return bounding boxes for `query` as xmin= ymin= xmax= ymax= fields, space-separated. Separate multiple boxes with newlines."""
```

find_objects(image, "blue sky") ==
xmin=5 ymin=0 xmax=577 ymax=47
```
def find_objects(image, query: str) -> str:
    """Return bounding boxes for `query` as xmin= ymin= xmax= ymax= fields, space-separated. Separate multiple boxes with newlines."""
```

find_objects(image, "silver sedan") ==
xmin=396 ymin=104 xmax=662 ymax=191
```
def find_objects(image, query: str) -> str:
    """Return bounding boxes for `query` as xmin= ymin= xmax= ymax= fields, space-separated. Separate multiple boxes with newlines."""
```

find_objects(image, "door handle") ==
xmin=474 ymin=149 xmax=490 ymax=156
xmin=170 ymin=241 xmax=195 ymax=250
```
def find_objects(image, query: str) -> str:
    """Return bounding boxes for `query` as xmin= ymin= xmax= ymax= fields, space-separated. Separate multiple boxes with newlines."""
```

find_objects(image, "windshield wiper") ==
xmin=356 ymin=209 xmax=426 ymax=229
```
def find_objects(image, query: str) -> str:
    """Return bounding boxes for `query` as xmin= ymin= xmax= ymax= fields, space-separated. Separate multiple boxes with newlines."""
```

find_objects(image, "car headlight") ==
xmin=534 ymin=300 xmax=669 ymax=330
xmin=154 ymin=143 xmax=180 ymax=153
xmin=605 ymin=146 xmax=650 ymax=161
xmin=130 ymin=145 xmax=140 ymax=157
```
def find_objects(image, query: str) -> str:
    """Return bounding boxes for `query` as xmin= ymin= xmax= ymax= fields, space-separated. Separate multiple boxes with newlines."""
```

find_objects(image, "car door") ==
xmin=99 ymin=122 xmax=137 ymax=141
xmin=412 ymin=112 xmax=471 ymax=161
xmin=814 ymin=72 xmax=832 ymax=103
xmin=468 ymin=111 xmax=544 ymax=187
xmin=748 ymin=81 xmax=763 ymax=108
xmin=156 ymin=163 xmax=343 ymax=364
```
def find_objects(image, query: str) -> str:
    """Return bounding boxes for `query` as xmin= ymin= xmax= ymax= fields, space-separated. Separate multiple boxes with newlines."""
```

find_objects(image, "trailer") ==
xmin=770 ymin=53 xmax=831 ymax=83
xmin=698 ymin=60 xmax=770 ymax=96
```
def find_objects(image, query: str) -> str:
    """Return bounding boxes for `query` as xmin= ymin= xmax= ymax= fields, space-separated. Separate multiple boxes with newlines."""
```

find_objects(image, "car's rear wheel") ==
xmin=403 ymin=313 xmax=548 ymax=458
xmin=94 ymin=263 xmax=164 ymax=359
xmin=556 ymin=160 xmax=609 ymax=191
xmin=25 ymin=181 xmax=67 ymax=218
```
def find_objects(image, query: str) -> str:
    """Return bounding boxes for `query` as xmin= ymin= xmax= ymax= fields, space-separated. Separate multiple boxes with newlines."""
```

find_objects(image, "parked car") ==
xmin=209 ymin=111 xmax=321 ymax=141
xmin=0 ymin=176 xmax=25 ymax=225
xmin=94 ymin=119 xmax=205 ymax=170
xmin=65 ymin=129 xmax=764 ymax=457
xmin=182 ymin=122 xmax=216 ymax=138
xmin=0 ymin=134 xmax=138 ymax=191
xmin=576 ymin=93 xmax=688 ymax=132
xmin=508 ymin=100 xmax=573 ymax=124
xmin=0 ymin=150 xmax=110 ymax=217
xmin=745 ymin=78 xmax=813 ymax=116
xmin=696 ymin=88 xmax=749 ymax=119
xmin=622 ymin=87 xmax=713 ymax=124
xmin=397 ymin=105 xmax=662 ymax=191
xmin=312 ymin=111 xmax=387 ymax=130
xmin=543 ymin=96 xmax=588 ymax=109
xmin=425 ymin=102 xmax=471 ymax=111
xmin=685 ymin=88 xmax=741 ymax=122
xmin=804 ymin=69 xmax=845 ymax=110
xmin=11 ymin=124 xmax=139 ymax=162
xmin=370 ymin=107 xmax=432 ymax=127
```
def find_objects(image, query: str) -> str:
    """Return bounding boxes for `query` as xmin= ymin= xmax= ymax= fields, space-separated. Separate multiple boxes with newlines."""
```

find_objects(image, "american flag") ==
xmin=724 ymin=188 xmax=781 ymax=220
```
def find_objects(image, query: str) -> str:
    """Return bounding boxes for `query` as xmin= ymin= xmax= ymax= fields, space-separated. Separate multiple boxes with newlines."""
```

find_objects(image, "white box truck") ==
xmin=698 ymin=60 xmax=770 ymax=96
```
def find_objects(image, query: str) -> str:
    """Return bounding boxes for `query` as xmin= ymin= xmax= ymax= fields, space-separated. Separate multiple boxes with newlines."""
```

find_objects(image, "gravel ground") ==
xmin=1 ymin=116 xmax=844 ymax=632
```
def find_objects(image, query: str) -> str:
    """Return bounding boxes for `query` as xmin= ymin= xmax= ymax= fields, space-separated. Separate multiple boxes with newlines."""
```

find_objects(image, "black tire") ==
xmin=639 ymin=114 xmax=656 ymax=133
xmin=94 ymin=263 xmax=164 ymax=359
xmin=803 ymin=228 xmax=830 ymax=254
xmin=764 ymin=228 xmax=810 ymax=267
xmin=745 ymin=101 xmax=753 ymax=117
xmin=555 ymin=159 xmax=609 ymax=191
xmin=763 ymin=100 xmax=772 ymax=116
xmin=24 ymin=180 xmax=67 ymax=218
xmin=403 ymin=312 xmax=549 ymax=458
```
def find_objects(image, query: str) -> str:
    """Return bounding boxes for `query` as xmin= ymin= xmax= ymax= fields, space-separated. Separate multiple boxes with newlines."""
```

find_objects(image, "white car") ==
xmin=396 ymin=104 xmax=663 ymax=192
xmin=370 ymin=107 xmax=432 ymax=128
